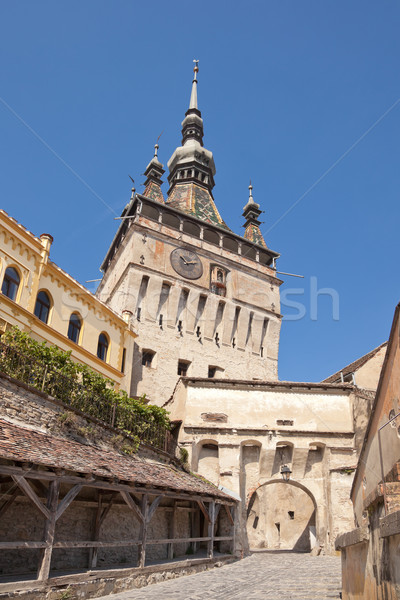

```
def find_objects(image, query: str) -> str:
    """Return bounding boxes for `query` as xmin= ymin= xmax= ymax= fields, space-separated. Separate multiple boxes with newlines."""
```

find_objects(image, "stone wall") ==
xmin=0 ymin=497 xmax=192 ymax=576
xmin=97 ymin=217 xmax=282 ymax=406
xmin=169 ymin=379 xmax=370 ymax=554
xmin=0 ymin=371 xmax=172 ymax=463
xmin=337 ymin=510 xmax=400 ymax=599
xmin=0 ymin=556 xmax=237 ymax=600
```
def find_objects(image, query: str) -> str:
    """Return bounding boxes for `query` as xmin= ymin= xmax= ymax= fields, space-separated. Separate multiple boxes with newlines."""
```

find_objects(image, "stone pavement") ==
xmin=96 ymin=552 xmax=342 ymax=599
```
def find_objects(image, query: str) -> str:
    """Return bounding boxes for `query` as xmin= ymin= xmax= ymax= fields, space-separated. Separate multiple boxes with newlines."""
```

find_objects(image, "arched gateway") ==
xmin=247 ymin=480 xmax=317 ymax=552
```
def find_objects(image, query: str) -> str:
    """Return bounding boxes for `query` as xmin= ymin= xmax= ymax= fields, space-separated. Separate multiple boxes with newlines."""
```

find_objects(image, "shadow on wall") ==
xmin=247 ymin=481 xmax=317 ymax=552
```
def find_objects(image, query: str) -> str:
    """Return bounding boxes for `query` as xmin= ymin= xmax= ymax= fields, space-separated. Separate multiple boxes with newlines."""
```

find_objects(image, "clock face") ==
xmin=170 ymin=247 xmax=203 ymax=280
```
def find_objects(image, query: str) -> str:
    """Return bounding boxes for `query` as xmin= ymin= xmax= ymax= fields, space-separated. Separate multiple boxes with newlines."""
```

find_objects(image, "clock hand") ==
xmin=180 ymin=256 xmax=188 ymax=265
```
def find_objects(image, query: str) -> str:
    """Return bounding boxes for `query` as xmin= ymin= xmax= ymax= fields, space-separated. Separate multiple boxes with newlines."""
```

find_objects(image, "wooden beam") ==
xmin=55 ymin=540 xmax=142 ymax=549
xmin=56 ymin=484 xmax=82 ymax=521
xmin=0 ymin=465 xmax=236 ymax=506
xmin=120 ymin=491 xmax=144 ymax=523
xmin=89 ymin=492 xmax=117 ymax=568
xmin=11 ymin=475 xmax=50 ymax=520
xmin=0 ymin=541 xmax=47 ymax=549
xmin=168 ymin=500 xmax=177 ymax=560
xmin=224 ymin=503 xmax=234 ymax=526
xmin=0 ymin=536 xmax=233 ymax=550
xmin=147 ymin=495 xmax=163 ymax=523
xmin=197 ymin=499 xmax=211 ymax=523
xmin=207 ymin=501 xmax=215 ymax=559
xmin=89 ymin=492 xmax=102 ymax=569
xmin=37 ymin=479 xmax=60 ymax=581
xmin=138 ymin=494 xmax=148 ymax=568
xmin=100 ymin=494 xmax=116 ymax=526
xmin=0 ymin=484 xmax=20 ymax=520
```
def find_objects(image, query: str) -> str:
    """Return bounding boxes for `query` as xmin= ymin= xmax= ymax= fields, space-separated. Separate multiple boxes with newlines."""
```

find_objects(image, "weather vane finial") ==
xmin=193 ymin=59 xmax=199 ymax=81
xmin=154 ymin=131 xmax=164 ymax=158
xmin=249 ymin=179 xmax=253 ymax=198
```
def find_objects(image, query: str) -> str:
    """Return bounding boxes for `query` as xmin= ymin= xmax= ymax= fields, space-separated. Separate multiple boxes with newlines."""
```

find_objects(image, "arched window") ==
xmin=34 ymin=291 xmax=51 ymax=324
xmin=67 ymin=313 xmax=82 ymax=344
xmin=1 ymin=267 xmax=20 ymax=301
xmin=97 ymin=333 xmax=109 ymax=361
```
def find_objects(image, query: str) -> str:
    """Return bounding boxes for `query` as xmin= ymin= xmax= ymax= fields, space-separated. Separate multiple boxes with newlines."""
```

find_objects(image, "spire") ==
xmin=143 ymin=141 xmax=165 ymax=203
xmin=189 ymin=59 xmax=199 ymax=109
xmin=166 ymin=62 xmax=230 ymax=230
xmin=242 ymin=181 xmax=267 ymax=248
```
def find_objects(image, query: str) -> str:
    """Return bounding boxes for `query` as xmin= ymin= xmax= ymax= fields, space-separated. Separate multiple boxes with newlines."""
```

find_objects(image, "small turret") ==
xmin=143 ymin=143 xmax=165 ymax=203
xmin=242 ymin=182 xmax=267 ymax=248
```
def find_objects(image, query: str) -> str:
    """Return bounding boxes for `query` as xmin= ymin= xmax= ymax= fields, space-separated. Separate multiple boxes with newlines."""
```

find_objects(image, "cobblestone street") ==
xmin=97 ymin=552 xmax=342 ymax=600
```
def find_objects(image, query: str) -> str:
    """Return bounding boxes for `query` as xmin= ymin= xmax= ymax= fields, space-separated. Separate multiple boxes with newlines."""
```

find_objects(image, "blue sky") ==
xmin=1 ymin=1 xmax=400 ymax=382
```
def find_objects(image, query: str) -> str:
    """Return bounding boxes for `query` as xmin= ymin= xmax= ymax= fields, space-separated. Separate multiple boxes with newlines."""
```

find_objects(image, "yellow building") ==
xmin=0 ymin=210 xmax=136 ymax=391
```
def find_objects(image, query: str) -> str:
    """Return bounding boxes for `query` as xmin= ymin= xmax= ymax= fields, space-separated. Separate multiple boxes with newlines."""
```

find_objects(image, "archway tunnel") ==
xmin=247 ymin=480 xmax=317 ymax=552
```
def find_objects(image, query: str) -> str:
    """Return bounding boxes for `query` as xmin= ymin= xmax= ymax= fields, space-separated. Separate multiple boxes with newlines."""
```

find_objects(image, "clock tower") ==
xmin=97 ymin=63 xmax=283 ymax=405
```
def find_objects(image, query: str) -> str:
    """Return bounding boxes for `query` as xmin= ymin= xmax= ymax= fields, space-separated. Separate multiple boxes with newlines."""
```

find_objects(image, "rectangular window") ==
xmin=136 ymin=276 xmax=149 ymax=321
xmin=231 ymin=306 xmax=240 ymax=345
xmin=245 ymin=311 xmax=254 ymax=346
xmin=142 ymin=350 xmax=155 ymax=368
xmin=178 ymin=360 xmax=190 ymax=376
xmin=214 ymin=300 xmax=225 ymax=334
xmin=157 ymin=283 xmax=171 ymax=324
xmin=176 ymin=288 xmax=189 ymax=329
xmin=195 ymin=294 xmax=207 ymax=328
xmin=260 ymin=317 xmax=269 ymax=355
xmin=121 ymin=348 xmax=126 ymax=373
xmin=208 ymin=366 xmax=217 ymax=378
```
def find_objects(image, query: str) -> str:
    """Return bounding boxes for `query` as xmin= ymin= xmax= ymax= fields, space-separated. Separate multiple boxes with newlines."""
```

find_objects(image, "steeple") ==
xmin=143 ymin=142 xmax=165 ymax=203
xmin=166 ymin=61 xmax=230 ymax=230
xmin=242 ymin=182 xmax=267 ymax=248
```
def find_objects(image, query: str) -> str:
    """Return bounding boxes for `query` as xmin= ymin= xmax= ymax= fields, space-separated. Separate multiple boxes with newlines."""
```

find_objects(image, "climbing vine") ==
xmin=0 ymin=326 xmax=171 ymax=439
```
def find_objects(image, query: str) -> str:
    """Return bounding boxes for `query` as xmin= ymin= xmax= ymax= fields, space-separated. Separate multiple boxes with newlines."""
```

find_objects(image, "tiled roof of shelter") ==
xmin=167 ymin=183 xmax=231 ymax=230
xmin=0 ymin=419 xmax=233 ymax=500
xmin=322 ymin=341 xmax=388 ymax=384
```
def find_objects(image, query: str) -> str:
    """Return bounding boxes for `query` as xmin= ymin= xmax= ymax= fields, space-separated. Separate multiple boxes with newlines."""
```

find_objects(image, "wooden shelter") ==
xmin=0 ymin=419 xmax=237 ymax=581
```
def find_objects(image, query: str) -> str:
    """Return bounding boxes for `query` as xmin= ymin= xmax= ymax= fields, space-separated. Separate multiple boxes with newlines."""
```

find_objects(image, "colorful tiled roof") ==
xmin=167 ymin=183 xmax=231 ymax=231
xmin=143 ymin=180 xmax=165 ymax=203
xmin=243 ymin=223 xmax=267 ymax=248
xmin=0 ymin=419 xmax=233 ymax=500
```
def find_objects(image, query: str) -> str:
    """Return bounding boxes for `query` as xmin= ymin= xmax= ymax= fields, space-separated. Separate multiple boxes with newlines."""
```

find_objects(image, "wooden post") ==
xmin=168 ymin=500 xmax=177 ymax=560
xmin=138 ymin=494 xmax=148 ymax=568
xmin=89 ymin=492 xmax=102 ymax=569
xmin=190 ymin=502 xmax=196 ymax=555
xmin=37 ymin=479 xmax=60 ymax=581
xmin=89 ymin=492 xmax=116 ymax=568
xmin=207 ymin=500 xmax=215 ymax=559
xmin=214 ymin=504 xmax=221 ymax=553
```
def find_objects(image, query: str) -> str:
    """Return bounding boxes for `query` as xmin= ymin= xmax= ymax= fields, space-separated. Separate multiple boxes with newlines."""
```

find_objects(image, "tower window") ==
xmin=2 ymin=267 xmax=20 ymax=301
xmin=67 ymin=313 xmax=82 ymax=344
xmin=210 ymin=265 xmax=227 ymax=296
xmin=34 ymin=290 xmax=51 ymax=324
xmin=97 ymin=333 xmax=109 ymax=362
xmin=142 ymin=350 xmax=155 ymax=368
xmin=178 ymin=360 xmax=190 ymax=376
xmin=208 ymin=366 xmax=217 ymax=378
xmin=121 ymin=348 xmax=126 ymax=373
